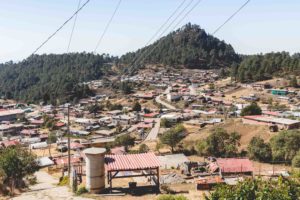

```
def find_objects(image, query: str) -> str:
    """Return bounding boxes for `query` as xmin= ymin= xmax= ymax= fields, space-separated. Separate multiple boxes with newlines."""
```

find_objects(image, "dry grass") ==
xmin=183 ymin=118 xmax=273 ymax=151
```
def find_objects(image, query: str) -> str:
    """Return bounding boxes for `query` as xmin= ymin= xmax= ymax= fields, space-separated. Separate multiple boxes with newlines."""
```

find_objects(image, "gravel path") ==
xmin=145 ymin=118 xmax=160 ymax=141
xmin=155 ymin=95 xmax=176 ymax=110
xmin=12 ymin=171 xmax=91 ymax=200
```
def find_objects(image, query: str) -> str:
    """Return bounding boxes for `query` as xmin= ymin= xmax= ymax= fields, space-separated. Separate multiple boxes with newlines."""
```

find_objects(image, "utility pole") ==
xmin=67 ymin=105 xmax=71 ymax=177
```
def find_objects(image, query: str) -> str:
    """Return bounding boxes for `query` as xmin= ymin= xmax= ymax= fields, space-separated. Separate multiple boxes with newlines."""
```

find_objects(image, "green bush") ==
xmin=160 ymin=118 xmax=172 ymax=128
xmin=205 ymin=177 xmax=300 ymax=200
xmin=240 ymin=102 xmax=262 ymax=116
xmin=247 ymin=136 xmax=272 ymax=162
xmin=270 ymin=130 xmax=300 ymax=162
xmin=58 ymin=176 xmax=69 ymax=186
xmin=157 ymin=194 xmax=188 ymax=200
xmin=76 ymin=186 xmax=88 ymax=195
xmin=292 ymin=151 xmax=300 ymax=167
xmin=138 ymin=144 xmax=149 ymax=153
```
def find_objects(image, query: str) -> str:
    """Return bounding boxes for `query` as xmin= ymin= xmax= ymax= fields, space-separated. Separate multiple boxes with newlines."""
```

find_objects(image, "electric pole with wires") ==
xmin=67 ymin=105 xmax=71 ymax=177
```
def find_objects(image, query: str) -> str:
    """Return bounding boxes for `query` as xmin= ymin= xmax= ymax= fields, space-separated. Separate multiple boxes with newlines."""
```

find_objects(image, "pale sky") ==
xmin=0 ymin=0 xmax=299 ymax=62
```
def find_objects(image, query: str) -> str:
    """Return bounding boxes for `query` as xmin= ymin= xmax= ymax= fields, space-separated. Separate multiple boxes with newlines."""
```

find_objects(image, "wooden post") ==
xmin=110 ymin=172 xmax=112 ymax=193
xmin=156 ymin=167 xmax=160 ymax=192
xmin=67 ymin=105 xmax=71 ymax=177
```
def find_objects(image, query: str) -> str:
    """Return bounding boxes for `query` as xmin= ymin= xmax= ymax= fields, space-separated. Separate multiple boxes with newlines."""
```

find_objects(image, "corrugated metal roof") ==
xmin=105 ymin=153 xmax=160 ymax=171
xmin=0 ymin=109 xmax=24 ymax=117
xmin=243 ymin=115 xmax=300 ymax=125
xmin=217 ymin=158 xmax=253 ymax=173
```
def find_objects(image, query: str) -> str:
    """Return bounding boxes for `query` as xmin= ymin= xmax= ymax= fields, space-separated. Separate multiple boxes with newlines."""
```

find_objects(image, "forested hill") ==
xmin=231 ymin=52 xmax=300 ymax=83
xmin=0 ymin=53 xmax=116 ymax=104
xmin=120 ymin=23 xmax=240 ymax=71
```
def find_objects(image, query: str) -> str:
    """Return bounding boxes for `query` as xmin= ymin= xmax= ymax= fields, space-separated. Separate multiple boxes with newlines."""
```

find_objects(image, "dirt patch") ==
xmin=183 ymin=119 xmax=273 ymax=151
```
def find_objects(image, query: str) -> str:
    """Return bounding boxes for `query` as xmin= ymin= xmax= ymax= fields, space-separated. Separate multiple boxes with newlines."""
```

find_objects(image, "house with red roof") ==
xmin=209 ymin=158 xmax=254 ymax=177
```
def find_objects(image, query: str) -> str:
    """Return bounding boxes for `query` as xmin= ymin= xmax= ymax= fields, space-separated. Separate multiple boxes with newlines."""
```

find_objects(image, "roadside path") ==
xmin=155 ymin=95 xmax=176 ymax=110
xmin=12 ymin=171 xmax=91 ymax=200
xmin=145 ymin=118 xmax=161 ymax=141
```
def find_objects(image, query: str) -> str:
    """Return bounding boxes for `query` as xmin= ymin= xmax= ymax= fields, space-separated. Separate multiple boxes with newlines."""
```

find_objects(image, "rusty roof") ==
xmin=217 ymin=158 xmax=253 ymax=173
xmin=105 ymin=153 xmax=160 ymax=171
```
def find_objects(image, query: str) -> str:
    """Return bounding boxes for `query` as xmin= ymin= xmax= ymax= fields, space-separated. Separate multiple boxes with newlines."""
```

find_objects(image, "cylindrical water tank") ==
xmin=83 ymin=147 xmax=106 ymax=193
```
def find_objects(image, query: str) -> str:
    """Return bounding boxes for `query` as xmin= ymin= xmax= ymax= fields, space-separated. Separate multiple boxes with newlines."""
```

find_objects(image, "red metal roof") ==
xmin=70 ymin=142 xmax=84 ymax=150
xmin=217 ymin=158 xmax=253 ymax=173
xmin=2 ymin=140 xmax=20 ymax=147
xmin=105 ymin=153 xmax=160 ymax=171
xmin=143 ymin=113 xmax=158 ymax=118
xmin=262 ymin=111 xmax=280 ymax=116
xmin=136 ymin=122 xmax=152 ymax=129
xmin=55 ymin=122 xmax=65 ymax=127
xmin=30 ymin=119 xmax=44 ymax=125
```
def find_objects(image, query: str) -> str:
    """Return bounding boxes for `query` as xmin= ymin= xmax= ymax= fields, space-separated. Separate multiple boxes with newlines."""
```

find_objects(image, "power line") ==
xmin=172 ymin=0 xmax=203 ymax=31
xmin=67 ymin=0 xmax=82 ymax=53
xmin=129 ymin=0 xmax=197 ymax=73
xmin=144 ymin=0 xmax=188 ymax=47
xmin=127 ymin=0 xmax=189 ymax=71
xmin=130 ymin=0 xmax=203 ymax=73
xmin=94 ymin=0 xmax=122 ymax=53
xmin=212 ymin=0 xmax=251 ymax=35
xmin=30 ymin=0 xmax=91 ymax=56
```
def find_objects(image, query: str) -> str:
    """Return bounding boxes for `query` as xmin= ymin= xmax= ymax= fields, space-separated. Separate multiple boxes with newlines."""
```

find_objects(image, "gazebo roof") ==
xmin=105 ymin=152 xmax=160 ymax=171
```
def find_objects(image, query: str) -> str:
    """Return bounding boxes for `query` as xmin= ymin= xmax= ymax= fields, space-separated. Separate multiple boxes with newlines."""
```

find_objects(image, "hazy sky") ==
xmin=0 ymin=0 xmax=299 ymax=62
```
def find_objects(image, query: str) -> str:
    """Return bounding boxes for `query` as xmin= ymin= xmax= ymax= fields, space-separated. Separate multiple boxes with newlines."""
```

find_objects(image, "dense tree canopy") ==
xmin=232 ymin=52 xmax=300 ymax=82
xmin=204 ymin=128 xmax=241 ymax=157
xmin=120 ymin=23 xmax=239 ymax=72
xmin=270 ymin=130 xmax=300 ymax=162
xmin=247 ymin=136 xmax=272 ymax=162
xmin=0 ymin=53 xmax=116 ymax=104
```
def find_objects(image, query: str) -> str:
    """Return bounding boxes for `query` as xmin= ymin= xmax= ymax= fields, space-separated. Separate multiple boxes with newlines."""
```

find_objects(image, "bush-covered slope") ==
xmin=120 ymin=23 xmax=240 ymax=71
xmin=0 ymin=53 xmax=116 ymax=104
xmin=231 ymin=52 xmax=300 ymax=82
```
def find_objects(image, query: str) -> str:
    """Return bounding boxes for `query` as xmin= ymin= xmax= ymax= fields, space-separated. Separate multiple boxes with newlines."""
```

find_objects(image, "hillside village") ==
xmin=1 ymin=65 xmax=300 ymax=199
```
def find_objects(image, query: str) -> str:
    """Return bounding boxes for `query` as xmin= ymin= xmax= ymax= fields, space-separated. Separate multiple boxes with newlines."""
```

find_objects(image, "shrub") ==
xmin=247 ymin=137 xmax=272 ymax=162
xmin=160 ymin=118 xmax=172 ymax=128
xmin=292 ymin=151 xmax=300 ymax=167
xmin=160 ymin=124 xmax=186 ymax=153
xmin=58 ymin=176 xmax=69 ymax=186
xmin=138 ymin=144 xmax=149 ymax=153
xmin=157 ymin=194 xmax=188 ymax=200
xmin=205 ymin=177 xmax=300 ymax=200
xmin=76 ymin=186 xmax=88 ymax=195
xmin=240 ymin=102 xmax=262 ymax=116
xmin=270 ymin=130 xmax=300 ymax=162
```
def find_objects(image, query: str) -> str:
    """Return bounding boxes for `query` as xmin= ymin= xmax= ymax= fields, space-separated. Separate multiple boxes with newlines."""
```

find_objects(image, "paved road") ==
xmin=155 ymin=95 xmax=176 ymax=110
xmin=12 ymin=171 xmax=91 ymax=200
xmin=145 ymin=118 xmax=161 ymax=141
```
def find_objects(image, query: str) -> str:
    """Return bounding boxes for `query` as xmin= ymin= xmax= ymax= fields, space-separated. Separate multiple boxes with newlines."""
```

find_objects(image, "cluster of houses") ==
xmin=2 ymin=68 xmax=300 ymax=195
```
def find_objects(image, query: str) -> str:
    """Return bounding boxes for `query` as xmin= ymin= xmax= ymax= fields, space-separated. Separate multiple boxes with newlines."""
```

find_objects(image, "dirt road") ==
xmin=145 ymin=118 xmax=160 ymax=141
xmin=155 ymin=95 xmax=176 ymax=110
xmin=12 ymin=171 xmax=91 ymax=200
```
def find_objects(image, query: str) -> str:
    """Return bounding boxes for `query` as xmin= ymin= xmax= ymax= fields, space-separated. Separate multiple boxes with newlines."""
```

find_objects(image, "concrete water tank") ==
xmin=83 ymin=147 xmax=106 ymax=193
